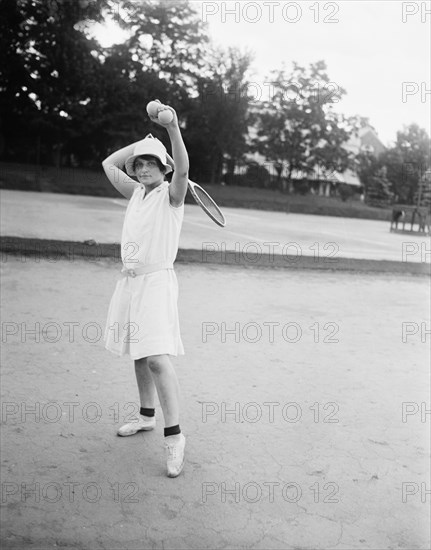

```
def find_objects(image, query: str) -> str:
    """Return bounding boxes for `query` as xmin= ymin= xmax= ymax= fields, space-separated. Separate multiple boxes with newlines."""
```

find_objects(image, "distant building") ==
xmin=234 ymin=124 xmax=386 ymax=196
xmin=314 ymin=125 xmax=387 ymax=196
xmin=356 ymin=126 xmax=387 ymax=157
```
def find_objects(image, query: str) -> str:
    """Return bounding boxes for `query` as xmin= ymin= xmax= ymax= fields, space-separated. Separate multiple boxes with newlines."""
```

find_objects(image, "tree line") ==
xmin=1 ymin=0 xmax=429 ymax=205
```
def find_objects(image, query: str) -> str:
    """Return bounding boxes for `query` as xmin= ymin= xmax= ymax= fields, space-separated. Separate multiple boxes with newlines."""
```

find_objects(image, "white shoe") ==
xmin=164 ymin=433 xmax=186 ymax=478
xmin=117 ymin=415 xmax=156 ymax=437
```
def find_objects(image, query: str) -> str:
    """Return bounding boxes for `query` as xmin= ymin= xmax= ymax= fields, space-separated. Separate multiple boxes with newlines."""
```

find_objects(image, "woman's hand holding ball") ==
xmin=158 ymin=109 xmax=173 ymax=124
xmin=146 ymin=100 xmax=160 ymax=118
xmin=146 ymin=100 xmax=175 ymax=127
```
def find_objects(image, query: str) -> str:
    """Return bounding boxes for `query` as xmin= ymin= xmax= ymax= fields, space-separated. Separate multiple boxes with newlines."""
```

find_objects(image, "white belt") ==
xmin=121 ymin=261 xmax=174 ymax=278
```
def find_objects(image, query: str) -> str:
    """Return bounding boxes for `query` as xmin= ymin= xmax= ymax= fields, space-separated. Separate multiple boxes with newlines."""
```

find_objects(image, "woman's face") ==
xmin=134 ymin=156 xmax=164 ymax=186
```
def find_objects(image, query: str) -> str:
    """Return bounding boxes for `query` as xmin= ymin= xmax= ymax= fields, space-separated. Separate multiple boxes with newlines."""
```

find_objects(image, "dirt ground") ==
xmin=1 ymin=255 xmax=430 ymax=549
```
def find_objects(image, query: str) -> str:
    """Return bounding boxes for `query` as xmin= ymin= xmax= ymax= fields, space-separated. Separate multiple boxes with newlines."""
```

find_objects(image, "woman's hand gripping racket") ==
xmin=165 ymin=151 xmax=226 ymax=228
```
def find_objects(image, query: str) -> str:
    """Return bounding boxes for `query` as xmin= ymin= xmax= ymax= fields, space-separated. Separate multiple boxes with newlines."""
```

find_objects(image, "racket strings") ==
xmin=193 ymin=186 xmax=225 ymax=226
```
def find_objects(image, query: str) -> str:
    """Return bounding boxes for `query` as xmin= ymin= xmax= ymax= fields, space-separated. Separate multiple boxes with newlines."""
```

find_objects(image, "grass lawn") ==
xmin=0 ymin=161 xmax=391 ymax=221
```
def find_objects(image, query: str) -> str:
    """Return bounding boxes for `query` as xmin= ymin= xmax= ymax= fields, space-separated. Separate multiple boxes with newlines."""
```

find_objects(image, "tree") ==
xmin=0 ymin=0 xmax=214 ymax=168
xmin=184 ymin=46 xmax=253 ymax=183
xmin=0 ymin=0 xmax=108 ymax=165
xmin=364 ymin=172 xmax=393 ymax=208
xmin=76 ymin=43 xmax=175 ymax=165
xmin=380 ymin=124 xmax=430 ymax=204
xmin=252 ymin=61 xmax=357 ymax=192
xmin=108 ymin=1 xmax=253 ymax=182
xmin=109 ymin=0 xmax=209 ymax=92
xmin=356 ymin=149 xmax=384 ymax=195
xmin=415 ymin=169 xmax=431 ymax=206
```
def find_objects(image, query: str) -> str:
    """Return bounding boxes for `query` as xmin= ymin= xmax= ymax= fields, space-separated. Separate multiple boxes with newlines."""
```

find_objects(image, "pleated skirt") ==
xmin=104 ymin=269 xmax=184 ymax=360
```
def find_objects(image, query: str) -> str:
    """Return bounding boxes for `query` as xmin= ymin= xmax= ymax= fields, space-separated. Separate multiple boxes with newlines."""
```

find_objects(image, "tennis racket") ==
xmin=165 ymin=152 xmax=226 ymax=227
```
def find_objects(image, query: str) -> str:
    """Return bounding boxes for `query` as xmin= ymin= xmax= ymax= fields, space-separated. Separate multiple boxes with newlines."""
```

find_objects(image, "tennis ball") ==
xmin=146 ymin=100 xmax=160 ymax=118
xmin=158 ymin=109 xmax=173 ymax=124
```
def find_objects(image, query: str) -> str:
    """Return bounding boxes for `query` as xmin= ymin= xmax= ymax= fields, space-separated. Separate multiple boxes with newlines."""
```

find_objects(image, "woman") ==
xmin=102 ymin=102 xmax=188 ymax=478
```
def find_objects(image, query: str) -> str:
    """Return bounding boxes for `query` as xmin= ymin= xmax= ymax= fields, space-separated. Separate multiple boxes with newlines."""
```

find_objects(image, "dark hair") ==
xmin=134 ymin=155 xmax=166 ymax=174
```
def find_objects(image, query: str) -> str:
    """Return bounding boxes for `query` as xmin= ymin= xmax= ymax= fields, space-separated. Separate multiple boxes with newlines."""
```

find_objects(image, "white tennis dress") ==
xmin=104 ymin=181 xmax=185 ymax=359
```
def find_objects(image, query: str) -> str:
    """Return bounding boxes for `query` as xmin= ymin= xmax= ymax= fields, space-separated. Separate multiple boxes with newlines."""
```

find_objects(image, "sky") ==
xmin=93 ymin=0 xmax=430 ymax=146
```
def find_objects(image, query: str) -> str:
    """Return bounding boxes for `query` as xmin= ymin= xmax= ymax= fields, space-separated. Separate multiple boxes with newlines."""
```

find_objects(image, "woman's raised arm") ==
xmin=102 ymin=142 xmax=140 ymax=200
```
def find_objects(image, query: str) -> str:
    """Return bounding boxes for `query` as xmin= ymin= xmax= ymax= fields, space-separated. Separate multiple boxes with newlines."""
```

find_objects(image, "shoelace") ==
xmin=166 ymin=444 xmax=177 ymax=459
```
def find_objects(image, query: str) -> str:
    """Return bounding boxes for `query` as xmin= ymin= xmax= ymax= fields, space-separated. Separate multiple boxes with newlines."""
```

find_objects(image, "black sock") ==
xmin=140 ymin=407 xmax=155 ymax=417
xmin=164 ymin=424 xmax=181 ymax=437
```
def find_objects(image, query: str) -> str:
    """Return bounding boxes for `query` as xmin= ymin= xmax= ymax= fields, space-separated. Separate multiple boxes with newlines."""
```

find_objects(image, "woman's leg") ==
xmin=146 ymin=354 xmax=180 ymax=427
xmin=117 ymin=358 xmax=157 ymax=436
xmin=134 ymin=357 xmax=157 ymax=409
xmin=147 ymin=354 xmax=185 ymax=477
